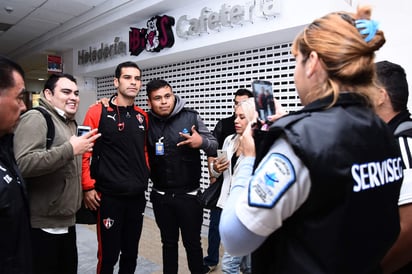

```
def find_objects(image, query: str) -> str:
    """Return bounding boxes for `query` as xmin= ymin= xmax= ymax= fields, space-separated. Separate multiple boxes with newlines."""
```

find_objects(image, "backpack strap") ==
xmin=31 ymin=107 xmax=55 ymax=149
xmin=89 ymin=103 xmax=106 ymax=180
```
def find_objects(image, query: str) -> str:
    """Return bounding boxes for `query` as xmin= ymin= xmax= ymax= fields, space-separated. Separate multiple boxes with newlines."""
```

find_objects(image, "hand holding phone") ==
xmin=252 ymin=80 xmax=275 ymax=123
xmin=217 ymin=149 xmax=228 ymax=161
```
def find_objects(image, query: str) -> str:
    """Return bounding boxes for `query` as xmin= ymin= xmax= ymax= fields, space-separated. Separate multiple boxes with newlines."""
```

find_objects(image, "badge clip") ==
xmin=156 ymin=137 xmax=165 ymax=155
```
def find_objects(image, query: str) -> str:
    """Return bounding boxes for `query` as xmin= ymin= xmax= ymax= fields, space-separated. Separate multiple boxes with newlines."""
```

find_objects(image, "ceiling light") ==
xmin=4 ymin=6 xmax=13 ymax=14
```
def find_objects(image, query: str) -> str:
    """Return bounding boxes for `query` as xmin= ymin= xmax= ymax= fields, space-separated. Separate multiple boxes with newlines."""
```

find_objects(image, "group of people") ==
xmin=1 ymin=4 xmax=412 ymax=274
xmin=205 ymin=5 xmax=412 ymax=274
xmin=0 ymin=58 xmax=219 ymax=274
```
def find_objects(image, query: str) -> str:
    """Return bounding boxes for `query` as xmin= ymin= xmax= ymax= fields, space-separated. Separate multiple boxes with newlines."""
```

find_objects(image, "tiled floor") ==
xmin=77 ymin=208 xmax=223 ymax=274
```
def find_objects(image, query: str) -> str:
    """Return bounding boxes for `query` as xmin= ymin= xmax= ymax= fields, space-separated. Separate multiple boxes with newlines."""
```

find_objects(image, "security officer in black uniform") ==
xmin=219 ymin=7 xmax=403 ymax=274
xmin=0 ymin=55 xmax=32 ymax=273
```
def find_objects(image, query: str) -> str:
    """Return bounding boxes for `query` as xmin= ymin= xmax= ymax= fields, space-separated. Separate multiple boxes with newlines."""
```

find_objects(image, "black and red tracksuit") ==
xmin=82 ymin=95 xmax=149 ymax=273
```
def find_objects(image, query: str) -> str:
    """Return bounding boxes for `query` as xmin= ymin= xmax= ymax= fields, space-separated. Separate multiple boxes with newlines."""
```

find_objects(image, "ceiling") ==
xmin=0 ymin=0 xmax=107 ymax=80
xmin=0 ymin=0 xmax=189 ymax=81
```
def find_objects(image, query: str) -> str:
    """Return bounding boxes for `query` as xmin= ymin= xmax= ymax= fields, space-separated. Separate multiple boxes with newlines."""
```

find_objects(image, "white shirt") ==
xmin=398 ymin=135 xmax=412 ymax=205
xmin=219 ymin=136 xmax=311 ymax=255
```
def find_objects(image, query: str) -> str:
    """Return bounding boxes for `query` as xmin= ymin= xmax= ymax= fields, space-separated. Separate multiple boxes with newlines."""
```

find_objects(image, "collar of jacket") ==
xmin=298 ymin=92 xmax=370 ymax=113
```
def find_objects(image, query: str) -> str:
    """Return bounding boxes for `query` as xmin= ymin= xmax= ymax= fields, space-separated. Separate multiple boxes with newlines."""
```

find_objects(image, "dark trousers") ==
xmin=151 ymin=191 xmax=204 ymax=274
xmin=96 ymin=193 xmax=146 ymax=274
xmin=31 ymin=226 xmax=77 ymax=274
xmin=203 ymin=208 xmax=222 ymax=267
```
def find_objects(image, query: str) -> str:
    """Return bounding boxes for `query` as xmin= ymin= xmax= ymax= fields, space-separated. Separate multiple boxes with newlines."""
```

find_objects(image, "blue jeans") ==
xmin=203 ymin=208 xmax=222 ymax=266
xmin=221 ymin=251 xmax=251 ymax=274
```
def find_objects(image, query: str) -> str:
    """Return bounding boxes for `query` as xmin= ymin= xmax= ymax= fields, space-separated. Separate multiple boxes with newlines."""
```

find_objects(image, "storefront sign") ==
xmin=176 ymin=0 xmax=279 ymax=39
xmin=77 ymin=37 xmax=127 ymax=65
xmin=47 ymin=55 xmax=62 ymax=73
xmin=129 ymin=15 xmax=175 ymax=56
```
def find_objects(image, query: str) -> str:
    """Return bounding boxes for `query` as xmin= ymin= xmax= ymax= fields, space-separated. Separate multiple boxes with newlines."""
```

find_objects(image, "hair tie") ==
xmin=355 ymin=19 xmax=379 ymax=42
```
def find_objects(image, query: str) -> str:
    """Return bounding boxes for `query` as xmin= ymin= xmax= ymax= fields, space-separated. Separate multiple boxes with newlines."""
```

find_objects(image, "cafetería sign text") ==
xmin=176 ymin=0 xmax=280 ymax=39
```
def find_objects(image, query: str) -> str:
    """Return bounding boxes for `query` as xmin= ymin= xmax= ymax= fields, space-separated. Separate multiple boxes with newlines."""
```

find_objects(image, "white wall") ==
xmin=75 ymin=76 xmax=97 ymax=124
xmin=72 ymin=0 xmax=352 ymax=76
xmin=70 ymin=0 xmax=412 ymax=110
xmin=358 ymin=0 xmax=411 ymax=109
xmin=26 ymin=79 xmax=44 ymax=93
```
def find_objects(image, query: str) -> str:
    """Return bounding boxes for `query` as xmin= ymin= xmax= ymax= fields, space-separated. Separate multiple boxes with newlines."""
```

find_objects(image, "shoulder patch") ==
xmin=248 ymin=153 xmax=296 ymax=208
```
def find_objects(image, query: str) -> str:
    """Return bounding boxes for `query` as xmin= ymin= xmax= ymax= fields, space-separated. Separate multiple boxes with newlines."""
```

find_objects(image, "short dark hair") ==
xmin=146 ymin=79 xmax=172 ymax=97
xmin=234 ymin=88 xmax=253 ymax=98
xmin=43 ymin=73 xmax=77 ymax=94
xmin=0 ymin=55 xmax=25 ymax=93
xmin=115 ymin=61 xmax=141 ymax=79
xmin=375 ymin=61 xmax=409 ymax=112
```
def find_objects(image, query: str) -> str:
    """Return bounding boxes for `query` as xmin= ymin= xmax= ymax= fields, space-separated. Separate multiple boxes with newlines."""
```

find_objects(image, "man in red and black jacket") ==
xmin=81 ymin=61 xmax=149 ymax=274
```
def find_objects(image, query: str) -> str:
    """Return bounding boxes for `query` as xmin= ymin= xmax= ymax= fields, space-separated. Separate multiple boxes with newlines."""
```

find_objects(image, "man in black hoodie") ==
xmin=375 ymin=61 xmax=412 ymax=274
xmin=146 ymin=79 xmax=218 ymax=274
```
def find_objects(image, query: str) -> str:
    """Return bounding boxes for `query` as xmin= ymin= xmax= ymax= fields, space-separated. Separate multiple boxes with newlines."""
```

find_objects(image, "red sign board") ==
xmin=47 ymin=55 xmax=62 ymax=73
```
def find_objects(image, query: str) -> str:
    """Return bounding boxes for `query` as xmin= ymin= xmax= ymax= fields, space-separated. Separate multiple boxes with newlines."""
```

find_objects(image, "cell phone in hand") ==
xmin=252 ymin=80 xmax=275 ymax=123
xmin=77 ymin=125 xmax=91 ymax=136
xmin=217 ymin=150 xmax=228 ymax=161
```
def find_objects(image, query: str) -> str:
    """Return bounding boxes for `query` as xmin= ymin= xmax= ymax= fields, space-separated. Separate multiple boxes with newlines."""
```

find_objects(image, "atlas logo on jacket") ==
xmin=103 ymin=217 xmax=114 ymax=229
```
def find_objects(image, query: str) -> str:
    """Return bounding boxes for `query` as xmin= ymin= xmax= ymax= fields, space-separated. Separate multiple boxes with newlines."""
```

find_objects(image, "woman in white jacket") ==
xmin=210 ymin=97 xmax=256 ymax=274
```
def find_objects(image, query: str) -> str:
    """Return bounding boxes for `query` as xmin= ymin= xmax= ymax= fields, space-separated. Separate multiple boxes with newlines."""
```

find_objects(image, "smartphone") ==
xmin=217 ymin=149 xmax=228 ymax=161
xmin=77 ymin=125 xmax=91 ymax=136
xmin=252 ymin=80 xmax=275 ymax=123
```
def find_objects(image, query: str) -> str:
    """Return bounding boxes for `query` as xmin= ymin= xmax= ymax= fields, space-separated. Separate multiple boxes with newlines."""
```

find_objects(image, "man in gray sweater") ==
xmin=13 ymin=73 xmax=100 ymax=274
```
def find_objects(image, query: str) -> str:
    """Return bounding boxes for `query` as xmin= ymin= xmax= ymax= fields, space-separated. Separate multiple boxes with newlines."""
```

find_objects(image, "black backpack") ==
xmin=31 ymin=107 xmax=55 ymax=149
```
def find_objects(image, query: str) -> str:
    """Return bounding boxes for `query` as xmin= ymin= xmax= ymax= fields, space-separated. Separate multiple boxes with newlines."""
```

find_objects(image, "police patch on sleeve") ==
xmin=248 ymin=153 xmax=296 ymax=208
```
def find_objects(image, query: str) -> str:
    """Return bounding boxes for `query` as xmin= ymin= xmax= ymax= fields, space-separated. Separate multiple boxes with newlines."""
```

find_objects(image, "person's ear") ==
xmin=376 ymin=86 xmax=389 ymax=106
xmin=113 ymin=77 xmax=119 ymax=88
xmin=306 ymin=51 xmax=320 ymax=78
xmin=147 ymin=98 xmax=152 ymax=108
xmin=43 ymin=89 xmax=53 ymax=101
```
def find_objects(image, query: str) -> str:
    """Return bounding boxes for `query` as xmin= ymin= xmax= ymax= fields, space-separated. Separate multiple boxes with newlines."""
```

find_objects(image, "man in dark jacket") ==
xmin=82 ymin=61 xmax=149 ymax=274
xmin=0 ymin=55 xmax=31 ymax=273
xmin=146 ymin=79 xmax=218 ymax=274
xmin=375 ymin=61 xmax=412 ymax=274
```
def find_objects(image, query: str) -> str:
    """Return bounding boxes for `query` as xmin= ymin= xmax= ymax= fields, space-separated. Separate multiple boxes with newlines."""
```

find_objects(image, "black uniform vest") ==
xmin=148 ymin=108 xmax=201 ymax=193
xmin=0 ymin=135 xmax=32 ymax=273
xmin=252 ymin=94 xmax=403 ymax=274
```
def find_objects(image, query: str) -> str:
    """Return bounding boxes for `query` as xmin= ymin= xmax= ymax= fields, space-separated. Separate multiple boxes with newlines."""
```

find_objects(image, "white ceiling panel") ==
xmin=0 ymin=2 xmax=36 ymax=24
xmin=15 ymin=19 xmax=60 ymax=34
xmin=30 ymin=8 xmax=75 ymax=23
xmin=41 ymin=0 xmax=96 ymax=16
xmin=0 ymin=0 xmax=46 ymax=8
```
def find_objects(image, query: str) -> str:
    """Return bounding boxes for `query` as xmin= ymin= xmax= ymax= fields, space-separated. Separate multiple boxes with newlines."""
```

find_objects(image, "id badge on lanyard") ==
xmin=156 ymin=137 xmax=164 ymax=155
